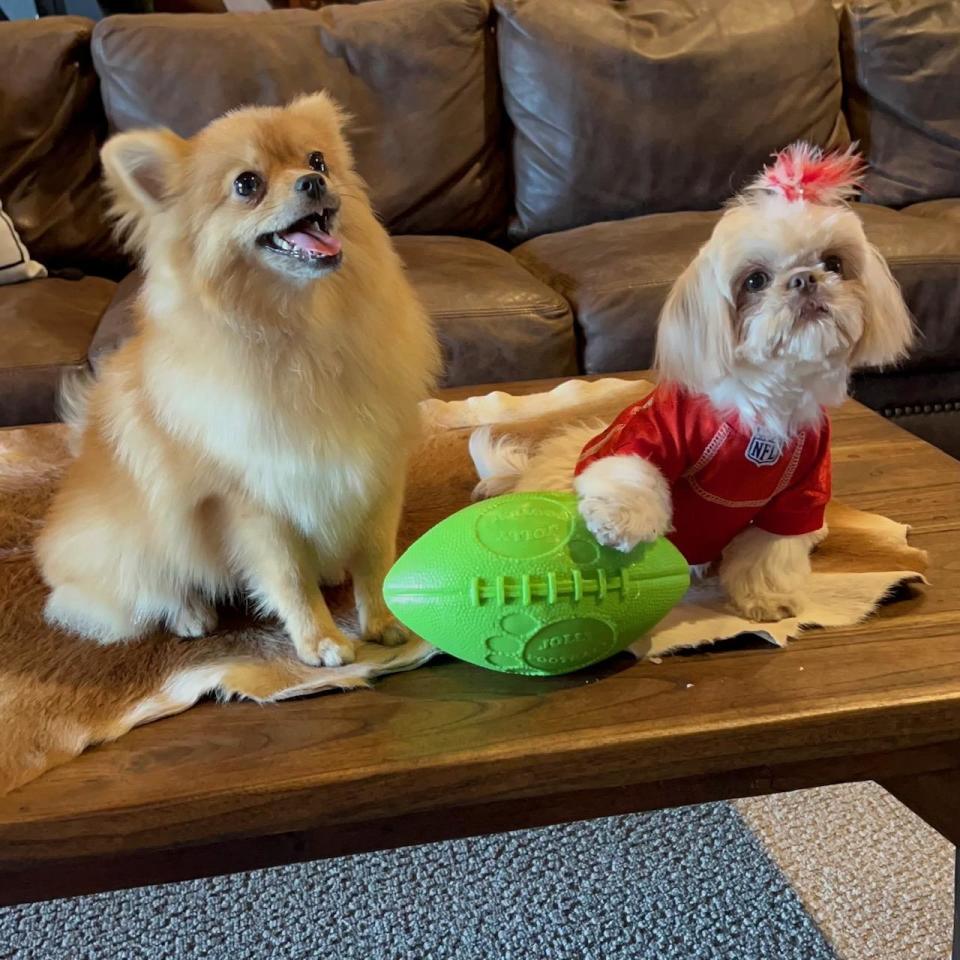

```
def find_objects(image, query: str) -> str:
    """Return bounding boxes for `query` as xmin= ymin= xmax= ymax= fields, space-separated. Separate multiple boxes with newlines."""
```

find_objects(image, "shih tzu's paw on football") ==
xmin=577 ymin=495 xmax=669 ymax=553
xmin=574 ymin=453 xmax=672 ymax=553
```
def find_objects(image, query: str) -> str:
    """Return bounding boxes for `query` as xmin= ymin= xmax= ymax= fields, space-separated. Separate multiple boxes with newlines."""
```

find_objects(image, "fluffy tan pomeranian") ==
xmin=36 ymin=93 xmax=440 ymax=666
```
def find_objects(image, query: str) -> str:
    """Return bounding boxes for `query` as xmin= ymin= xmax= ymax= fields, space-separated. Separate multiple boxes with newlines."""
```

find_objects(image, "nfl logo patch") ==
xmin=745 ymin=432 xmax=782 ymax=466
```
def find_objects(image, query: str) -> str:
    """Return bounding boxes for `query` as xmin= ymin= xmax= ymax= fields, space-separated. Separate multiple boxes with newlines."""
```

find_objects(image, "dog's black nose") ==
xmin=789 ymin=272 xmax=818 ymax=292
xmin=295 ymin=173 xmax=326 ymax=201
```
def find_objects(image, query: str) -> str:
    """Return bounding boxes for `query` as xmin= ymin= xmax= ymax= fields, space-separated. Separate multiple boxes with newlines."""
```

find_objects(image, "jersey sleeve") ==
xmin=575 ymin=385 xmax=689 ymax=482
xmin=754 ymin=421 xmax=832 ymax=537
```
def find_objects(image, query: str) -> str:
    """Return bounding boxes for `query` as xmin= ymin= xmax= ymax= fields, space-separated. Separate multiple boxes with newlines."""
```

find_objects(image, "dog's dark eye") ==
xmin=744 ymin=270 xmax=770 ymax=293
xmin=308 ymin=151 xmax=327 ymax=174
xmin=234 ymin=171 xmax=262 ymax=198
xmin=824 ymin=254 xmax=843 ymax=275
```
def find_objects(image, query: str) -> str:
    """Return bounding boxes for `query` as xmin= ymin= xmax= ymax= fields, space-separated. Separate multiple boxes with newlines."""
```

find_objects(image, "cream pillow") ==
xmin=0 ymin=201 xmax=46 ymax=285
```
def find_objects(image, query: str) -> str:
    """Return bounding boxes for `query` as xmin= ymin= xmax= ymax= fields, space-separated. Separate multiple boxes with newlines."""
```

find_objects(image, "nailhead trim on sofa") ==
xmin=882 ymin=401 xmax=960 ymax=418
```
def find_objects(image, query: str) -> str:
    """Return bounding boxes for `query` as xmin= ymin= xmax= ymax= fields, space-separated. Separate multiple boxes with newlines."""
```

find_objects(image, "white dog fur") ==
xmin=470 ymin=150 xmax=914 ymax=622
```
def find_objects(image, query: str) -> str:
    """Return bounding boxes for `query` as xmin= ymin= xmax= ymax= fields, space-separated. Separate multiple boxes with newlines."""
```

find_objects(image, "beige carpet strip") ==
xmin=736 ymin=783 xmax=953 ymax=959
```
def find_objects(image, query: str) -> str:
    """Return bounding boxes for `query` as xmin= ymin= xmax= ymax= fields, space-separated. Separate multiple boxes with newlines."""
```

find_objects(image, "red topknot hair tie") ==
xmin=750 ymin=142 xmax=864 ymax=206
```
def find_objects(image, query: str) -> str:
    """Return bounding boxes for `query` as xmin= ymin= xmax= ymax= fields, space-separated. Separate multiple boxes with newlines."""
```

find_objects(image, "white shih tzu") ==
xmin=470 ymin=143 xmax=914 ymax=622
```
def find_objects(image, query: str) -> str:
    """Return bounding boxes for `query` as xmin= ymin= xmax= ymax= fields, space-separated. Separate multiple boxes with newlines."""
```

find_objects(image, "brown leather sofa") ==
xmin=2 ymin=0 xmax=960 ymax=456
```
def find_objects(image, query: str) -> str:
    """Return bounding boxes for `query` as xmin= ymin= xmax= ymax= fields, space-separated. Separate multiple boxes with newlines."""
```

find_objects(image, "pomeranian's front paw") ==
xmin=293 ymin=626 xmax=357 ymax=667
xmin=730 ymin=590 xmax=802 ymax=623
xmin=170 ymin=596 xmax=217 ymax=638
xmin=362 ymin=615 xmax=410 ymax=647
xmin=578 ymin=496 xmax=669 ymax=553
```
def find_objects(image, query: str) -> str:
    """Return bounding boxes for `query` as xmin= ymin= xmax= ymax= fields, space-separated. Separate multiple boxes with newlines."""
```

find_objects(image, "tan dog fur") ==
xmin=35 ymin=94 xmax=440 ymax=666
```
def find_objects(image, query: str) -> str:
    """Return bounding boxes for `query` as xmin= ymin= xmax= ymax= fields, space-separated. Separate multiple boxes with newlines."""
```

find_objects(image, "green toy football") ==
xmin=383 ymin=492 xmax=690 ymax=676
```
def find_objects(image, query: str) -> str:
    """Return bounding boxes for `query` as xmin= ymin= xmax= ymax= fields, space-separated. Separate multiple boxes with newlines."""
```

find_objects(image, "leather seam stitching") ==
xmin=429 ymin=305 xmax=570 ymax=319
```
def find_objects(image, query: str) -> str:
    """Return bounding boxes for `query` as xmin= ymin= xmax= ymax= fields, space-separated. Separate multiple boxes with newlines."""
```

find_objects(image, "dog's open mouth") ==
xmin=799 ymin=299 xmax=831 ymax=323
xmin=257 ymin=211 xmax=342 ymax=267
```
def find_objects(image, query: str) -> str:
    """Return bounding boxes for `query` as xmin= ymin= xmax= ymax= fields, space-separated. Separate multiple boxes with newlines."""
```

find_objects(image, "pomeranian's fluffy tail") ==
xmin=468 ymin=426 xmax=530 ymax=500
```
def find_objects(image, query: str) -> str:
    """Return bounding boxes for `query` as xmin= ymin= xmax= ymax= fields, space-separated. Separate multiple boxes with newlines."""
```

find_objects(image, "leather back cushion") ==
xmin=0 ymin=18 xmax=115 ymax=268
xmin=91 ymin=2 xmax=508 ymax=238
xmin=841 ymin=0 xmax=960 ymax=206
xmin=497 ymin=0 xmax=849 ymax=242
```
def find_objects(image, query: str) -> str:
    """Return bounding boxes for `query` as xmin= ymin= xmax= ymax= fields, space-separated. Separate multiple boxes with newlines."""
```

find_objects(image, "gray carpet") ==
xmin=0 ymin=802 xmax=835 ymax=960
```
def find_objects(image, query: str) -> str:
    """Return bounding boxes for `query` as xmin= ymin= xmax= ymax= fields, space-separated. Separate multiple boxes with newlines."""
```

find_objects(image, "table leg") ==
xmin=954 ymin=851 xmax=960 ymax=960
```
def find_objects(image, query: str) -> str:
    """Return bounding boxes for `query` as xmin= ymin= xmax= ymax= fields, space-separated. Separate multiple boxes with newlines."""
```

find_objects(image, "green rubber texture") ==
xmin=383 ymin=492 xmax=690 ymax=676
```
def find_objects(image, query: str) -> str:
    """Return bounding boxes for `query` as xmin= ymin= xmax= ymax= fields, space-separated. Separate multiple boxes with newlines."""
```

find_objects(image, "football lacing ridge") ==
xmin=468 ymin=568 xmax=647 ymax=607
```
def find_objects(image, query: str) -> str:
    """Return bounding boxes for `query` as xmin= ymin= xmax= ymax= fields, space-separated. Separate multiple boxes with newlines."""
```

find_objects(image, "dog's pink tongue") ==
xmin=282 ymin=225 xmax=342 ymax=257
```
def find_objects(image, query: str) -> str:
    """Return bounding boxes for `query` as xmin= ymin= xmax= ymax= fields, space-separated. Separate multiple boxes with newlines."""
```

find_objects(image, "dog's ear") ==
xmin=288 ymin=92 xmax=357 ymax=176
xmin=101 ymin=129 xmax=185 ymax=213
xmin=288 ymin=91 xmax=353 ymax=132
xmin=852 ymin=245 xmax=916 ymax=368
xmin=101 ymin=129 xmax=186 ymax=256
xmin=655 ymin=252 xmax=735 ymax=391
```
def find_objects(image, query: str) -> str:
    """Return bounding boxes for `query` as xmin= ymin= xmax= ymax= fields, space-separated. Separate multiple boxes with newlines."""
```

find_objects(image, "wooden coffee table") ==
xmin=2 ymin=373 xmax=959 ymax=948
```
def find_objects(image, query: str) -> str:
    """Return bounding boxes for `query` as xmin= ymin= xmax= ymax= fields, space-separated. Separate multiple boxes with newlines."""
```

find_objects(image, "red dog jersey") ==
xmin=574 ymin=383 xmax=831 ymax=565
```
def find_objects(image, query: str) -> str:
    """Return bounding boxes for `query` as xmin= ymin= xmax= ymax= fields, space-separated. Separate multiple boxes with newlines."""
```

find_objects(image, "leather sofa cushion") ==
xmin=92 ymin=238 xmax=577 ymax=389
xmin=0 ymin=18 xmax=115 ymax=270
xmin=841 ymin=0 xmax=960 ymax=207
xmin=513 ymin=205 xmax=960 ymax=377
xmin=904 ymin=199 xmax=960 ymax=225
xmin=858 ymin=204 xmax=960 ymax=374
xmin=0 ymin=276 xmax=115 ymax=426
xmin=91 ymin=2 xmax=507 ymax=239
xmin=395 ymin=237 xmax=577 ymax=386
xmin=513 ymin=211 xmax=719 ymax=374
xmin=496 ymin=0 xmax=848 ymax=242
